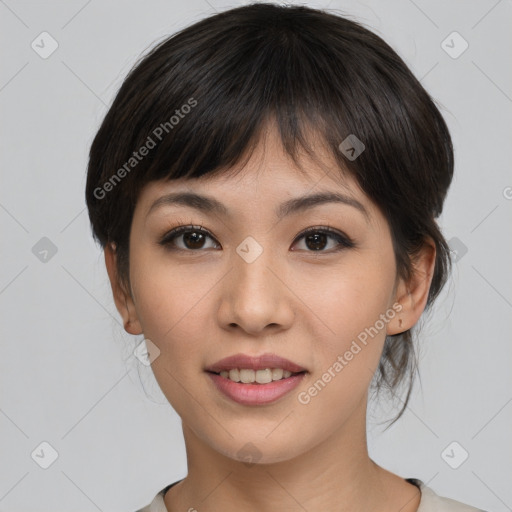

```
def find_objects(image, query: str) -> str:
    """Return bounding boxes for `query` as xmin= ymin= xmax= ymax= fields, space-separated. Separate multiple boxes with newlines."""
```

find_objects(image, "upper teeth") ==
xmin=219 ymin=368 xmax=293 ymax=383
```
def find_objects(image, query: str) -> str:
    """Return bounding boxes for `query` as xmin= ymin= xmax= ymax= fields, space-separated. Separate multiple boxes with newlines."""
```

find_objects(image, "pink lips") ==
xmin=205 ymin=353 xmax=307 ymax=406
xmin=207 ymin=372 xmax=306 ymax=405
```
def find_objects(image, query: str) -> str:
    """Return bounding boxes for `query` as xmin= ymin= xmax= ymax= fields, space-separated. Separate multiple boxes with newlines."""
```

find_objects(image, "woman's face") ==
xmin=112 ymin=126 xmax=421 ymax=465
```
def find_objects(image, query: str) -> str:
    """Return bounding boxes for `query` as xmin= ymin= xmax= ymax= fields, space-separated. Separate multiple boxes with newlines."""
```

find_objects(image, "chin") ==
xmin=218 ymin=436 xmax=309 ymax=466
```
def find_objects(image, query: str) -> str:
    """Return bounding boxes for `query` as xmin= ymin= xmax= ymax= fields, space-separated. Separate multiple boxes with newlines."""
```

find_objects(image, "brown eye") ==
xmin=182 ymin=230 xmax=207 ymax=249
xmin=304 ymin=232 xmax=330 ymax=251
xmin=292 ymin=227 xmax=354 ymax=252
xmin=159 ymin=225 xmax=220 ymax=251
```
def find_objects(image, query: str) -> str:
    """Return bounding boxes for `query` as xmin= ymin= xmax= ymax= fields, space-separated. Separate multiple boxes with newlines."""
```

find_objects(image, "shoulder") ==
xmin=411 ymin=479 xmax=487 ymax=512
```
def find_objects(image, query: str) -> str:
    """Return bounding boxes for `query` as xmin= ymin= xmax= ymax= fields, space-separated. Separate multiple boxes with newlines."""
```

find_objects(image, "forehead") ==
xmin=141 ymin=121 xmax=365 ymax=202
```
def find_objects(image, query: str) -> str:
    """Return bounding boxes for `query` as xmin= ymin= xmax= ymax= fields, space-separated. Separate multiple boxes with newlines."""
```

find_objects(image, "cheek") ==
xmin=128 ymin=255 xmax=217 ymax=415
xmin=300 ymin=254 xmax=396 ymax=347
xmin=295 ymin=254 xmax=397 ymax=406
xmin=128 ymin=249 xmax=223 ymax=370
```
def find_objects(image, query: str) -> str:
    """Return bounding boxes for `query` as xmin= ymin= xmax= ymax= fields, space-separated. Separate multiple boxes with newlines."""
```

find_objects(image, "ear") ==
xmin=387 ymin=237 xmax=437 ymax=336
xmin=104 ymin=242 xmax=143 ymax=335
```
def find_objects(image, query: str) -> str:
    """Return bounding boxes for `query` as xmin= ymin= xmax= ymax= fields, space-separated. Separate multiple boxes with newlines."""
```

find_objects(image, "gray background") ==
xmin=1 ymin=0 xmax=511 ymax=511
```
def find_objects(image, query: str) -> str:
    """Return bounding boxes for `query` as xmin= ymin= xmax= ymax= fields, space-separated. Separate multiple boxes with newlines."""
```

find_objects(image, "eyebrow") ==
xmin=147 ymin=191 xmax=370 ymax=222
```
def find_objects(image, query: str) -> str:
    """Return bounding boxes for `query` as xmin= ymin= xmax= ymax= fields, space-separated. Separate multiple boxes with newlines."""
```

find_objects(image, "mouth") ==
xmin=204 ymin=353 xmax=308 ymax=405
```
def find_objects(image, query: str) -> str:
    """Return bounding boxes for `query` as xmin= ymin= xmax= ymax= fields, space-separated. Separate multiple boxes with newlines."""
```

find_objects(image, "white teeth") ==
xmin=272 ymin=368 xmax=283 ymax=380
xmin=228 ymin=369 xmax=240 ymax=382
xmin=255 ymin=369 xmax=272 ymax=384
xmin=240 ymin=369 xmax=255 ymax=383
xmin=217 ymin=368 xmax=298 ymax=383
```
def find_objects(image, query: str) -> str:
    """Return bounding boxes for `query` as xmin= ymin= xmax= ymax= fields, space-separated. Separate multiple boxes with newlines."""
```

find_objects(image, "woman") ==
xmin=85 ymin=3 xmax=485 ymax=511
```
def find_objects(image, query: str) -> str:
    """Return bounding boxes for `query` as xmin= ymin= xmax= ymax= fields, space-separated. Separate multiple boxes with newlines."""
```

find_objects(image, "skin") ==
xmin=105 ymin=122 xmax=436 ymax=512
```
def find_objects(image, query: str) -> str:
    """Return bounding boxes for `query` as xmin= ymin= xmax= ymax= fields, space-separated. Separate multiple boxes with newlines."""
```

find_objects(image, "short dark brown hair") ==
xmin=85 ymin=2 xmax=454 ymax=426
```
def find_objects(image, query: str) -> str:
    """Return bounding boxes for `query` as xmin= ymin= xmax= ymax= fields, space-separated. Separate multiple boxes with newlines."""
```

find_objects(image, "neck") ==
xmin=165 ymin=400 xmax=420 ymax=512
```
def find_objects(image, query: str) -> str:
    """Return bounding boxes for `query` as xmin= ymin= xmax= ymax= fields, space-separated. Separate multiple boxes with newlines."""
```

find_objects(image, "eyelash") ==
xmin=158 ymin=224 xmax=355 ymax=253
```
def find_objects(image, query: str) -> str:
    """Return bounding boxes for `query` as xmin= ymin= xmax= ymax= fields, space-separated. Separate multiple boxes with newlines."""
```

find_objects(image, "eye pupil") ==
xmin=184 ymin=231 xmax=205 ymax=249
xmin=305 ymin=232 xmax=327 ymax=251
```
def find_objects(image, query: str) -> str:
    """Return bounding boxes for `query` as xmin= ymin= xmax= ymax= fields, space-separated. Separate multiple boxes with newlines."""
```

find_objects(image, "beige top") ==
xmin=136 ymin=478 xmax=486 ymax=512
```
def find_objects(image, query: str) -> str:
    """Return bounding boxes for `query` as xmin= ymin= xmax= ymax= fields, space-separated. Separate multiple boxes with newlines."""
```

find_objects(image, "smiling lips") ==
xmin=205 ymin=352 xmax=308 ymax=405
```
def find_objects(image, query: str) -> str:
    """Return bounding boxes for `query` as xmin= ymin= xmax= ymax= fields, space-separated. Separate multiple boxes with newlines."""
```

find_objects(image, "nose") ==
xmin=216 ymin=244 xmax=295 ymax=335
